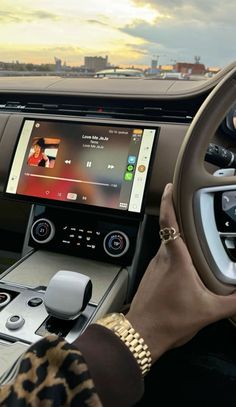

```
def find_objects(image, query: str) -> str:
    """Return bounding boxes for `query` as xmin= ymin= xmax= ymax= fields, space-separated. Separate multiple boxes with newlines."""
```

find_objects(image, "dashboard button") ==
xmin=28 ymin=297 xmax=43 ymax=307
xmin=31 ymin=218 xmax=55 ymax=244
xmin=103 ymin=231 xmax=129 ymax=257
xmin=6 ymin=314 xmax=25 ymax=330
xmin=0 ymin=292 xmax=11 ymax=308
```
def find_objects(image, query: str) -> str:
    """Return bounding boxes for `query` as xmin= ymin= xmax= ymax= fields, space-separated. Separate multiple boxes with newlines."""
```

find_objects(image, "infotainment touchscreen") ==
xmin=6 ymin=119 xmax=157 ymax=213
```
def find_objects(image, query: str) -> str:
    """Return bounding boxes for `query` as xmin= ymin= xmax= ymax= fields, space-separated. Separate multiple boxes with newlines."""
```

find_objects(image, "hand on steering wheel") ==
xmin=126 ymin=183 xmax=236 ymax=364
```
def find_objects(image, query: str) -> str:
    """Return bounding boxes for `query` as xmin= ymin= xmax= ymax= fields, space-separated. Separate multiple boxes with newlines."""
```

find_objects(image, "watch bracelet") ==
xmin=95 ymin=313 xmax=152 ymax=376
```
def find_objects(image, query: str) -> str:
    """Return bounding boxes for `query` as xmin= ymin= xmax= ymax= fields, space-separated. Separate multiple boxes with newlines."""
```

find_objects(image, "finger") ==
xmin=159 ymin=183 xmax=179 ymax=232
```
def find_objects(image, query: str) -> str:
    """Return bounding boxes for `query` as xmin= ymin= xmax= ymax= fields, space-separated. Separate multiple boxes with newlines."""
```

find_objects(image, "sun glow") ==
xmin=0 ymin=0 xmax=160 ymax=65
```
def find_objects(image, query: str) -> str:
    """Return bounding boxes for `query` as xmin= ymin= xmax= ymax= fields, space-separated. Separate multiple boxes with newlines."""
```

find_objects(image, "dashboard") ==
xmin=0 ymin=67 xmax=235 ymax=259
xmin=0 ymin=67 xmax=234 ymax=223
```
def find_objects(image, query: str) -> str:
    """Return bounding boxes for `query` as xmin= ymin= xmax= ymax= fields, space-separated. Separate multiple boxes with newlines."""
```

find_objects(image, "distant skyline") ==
xmin=0 ymin=0 xmax=236 ymax=68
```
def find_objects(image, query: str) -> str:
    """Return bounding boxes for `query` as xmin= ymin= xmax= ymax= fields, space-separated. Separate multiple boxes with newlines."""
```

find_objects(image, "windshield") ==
xmin=1 ymin=0 xmax=235 ymax=79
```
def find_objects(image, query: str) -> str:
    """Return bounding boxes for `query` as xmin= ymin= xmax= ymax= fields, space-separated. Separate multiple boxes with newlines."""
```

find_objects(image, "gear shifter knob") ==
xmin=44 ymin=270 xmax=92 ymax=320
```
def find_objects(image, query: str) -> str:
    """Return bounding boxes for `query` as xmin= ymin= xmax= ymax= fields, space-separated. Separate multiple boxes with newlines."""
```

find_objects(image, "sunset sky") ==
xmin=1 ymin=0 xmax=236 ymax=68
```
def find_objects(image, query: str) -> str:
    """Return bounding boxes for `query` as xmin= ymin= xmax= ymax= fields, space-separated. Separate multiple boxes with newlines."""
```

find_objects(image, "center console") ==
xmin=0 ymin=114 xmax=159 ymax=377
xmin=29 ymin=205 xmax=138 ymax=264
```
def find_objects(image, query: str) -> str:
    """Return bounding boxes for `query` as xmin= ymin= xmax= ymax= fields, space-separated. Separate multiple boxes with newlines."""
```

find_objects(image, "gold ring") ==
xmin=159 ymin=227 xmax=180 ymax=244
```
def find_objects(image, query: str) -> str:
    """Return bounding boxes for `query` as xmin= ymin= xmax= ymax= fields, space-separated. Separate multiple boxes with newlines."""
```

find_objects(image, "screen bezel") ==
xmin=4 ymin=117 xmax=159 ymax=218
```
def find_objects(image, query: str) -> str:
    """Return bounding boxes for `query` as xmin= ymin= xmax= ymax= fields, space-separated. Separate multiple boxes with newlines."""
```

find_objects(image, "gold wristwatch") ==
xmin=95 ymin=313 xmax=152 ymax=376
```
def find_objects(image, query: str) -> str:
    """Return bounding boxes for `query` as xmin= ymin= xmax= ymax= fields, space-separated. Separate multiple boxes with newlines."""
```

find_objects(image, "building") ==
xmin=54 ymin=57 xmax=62 ymax=72
xmin=146 ymin=59 xmax=160 ymax=75
xmin=175 ymin=62 xmax=206 ymax=75
xmin=84 ymin=56 xmax=109 ymax=73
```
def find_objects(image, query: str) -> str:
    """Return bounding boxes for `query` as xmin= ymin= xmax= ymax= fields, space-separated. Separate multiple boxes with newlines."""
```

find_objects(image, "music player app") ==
xmin=6 ymin=120 xmax=157 ymax=213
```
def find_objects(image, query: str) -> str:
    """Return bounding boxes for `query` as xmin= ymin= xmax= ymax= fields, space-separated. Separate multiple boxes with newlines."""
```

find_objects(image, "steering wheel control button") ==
xmin=6 ymin=315 xmax=25 ymax=330
xmin=0 ymin=292 xmax=11 ymax=308
xmin=104 ymin=231 xmax=130 ymax=257
xmin=28 ymin=297 xmax=43 ymax=307
xmin=31 ymin=218 xmax=55 ymax=244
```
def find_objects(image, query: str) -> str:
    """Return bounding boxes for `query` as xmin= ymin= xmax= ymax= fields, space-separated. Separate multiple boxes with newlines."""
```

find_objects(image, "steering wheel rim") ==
xmin=173 ymin=66 xmax=236 ymax=295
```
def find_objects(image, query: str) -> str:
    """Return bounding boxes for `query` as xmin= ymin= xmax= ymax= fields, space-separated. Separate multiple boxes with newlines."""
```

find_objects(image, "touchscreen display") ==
xmin=6 ymin=119 xmax=157 ymax=213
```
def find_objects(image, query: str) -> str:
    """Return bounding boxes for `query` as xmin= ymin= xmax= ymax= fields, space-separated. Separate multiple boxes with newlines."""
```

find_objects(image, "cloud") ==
xmin=125 ymin=43 xmax=149 ymax=55
xmin=0 ymin=1 xmax=235 ymax=68
xmin=133 ymin=0 xmax=210 ymax=9
xmin=131 ymin=0 xmax=236 ymax=25
xmin=114 ymin=0 xmax=236 ymax=67
xmin=42 ymin=46 xmax=83 ymax=53
xmin=121 ymin=17 xmax=236 ymax=66
xmin=33 ymin=10 xmax=60 ymax=21
xmin=86 ymin=19 xmax=108 ymax=26
xmin=0 ymin=9 xmax=60 ymax=24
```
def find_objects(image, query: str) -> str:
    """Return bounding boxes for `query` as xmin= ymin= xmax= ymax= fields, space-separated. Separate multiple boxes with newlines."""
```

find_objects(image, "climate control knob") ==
xmin=31 ymin=218 xmax=55 ymax=244
xmin=103 ymin=231 xmax=129 ymax=257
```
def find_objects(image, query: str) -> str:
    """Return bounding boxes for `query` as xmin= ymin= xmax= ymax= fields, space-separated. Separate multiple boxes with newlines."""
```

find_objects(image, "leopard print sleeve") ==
xmin=0 ymin=335 xmax=102 ymax=407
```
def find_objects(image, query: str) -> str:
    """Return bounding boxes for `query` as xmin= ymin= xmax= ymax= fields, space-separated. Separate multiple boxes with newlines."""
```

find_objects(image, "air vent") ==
xmin=0 ymin=93 xmax=202 ymax=123
xmin=0 ymin=101 xmax=25 ymax=110
xmin=23 ymin=102 xmax=193 ymax=122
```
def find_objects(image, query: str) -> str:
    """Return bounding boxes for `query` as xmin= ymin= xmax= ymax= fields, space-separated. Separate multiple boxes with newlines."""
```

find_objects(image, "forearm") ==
xmin=0 ymin=327 xmax=144 ymax=407
xmin=73 ymin=324 xmax=144 ymax=407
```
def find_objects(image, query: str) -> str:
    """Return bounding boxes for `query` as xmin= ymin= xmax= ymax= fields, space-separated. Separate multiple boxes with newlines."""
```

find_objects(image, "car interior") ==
xmin=0 ymin=61 xmax=236 ymax=403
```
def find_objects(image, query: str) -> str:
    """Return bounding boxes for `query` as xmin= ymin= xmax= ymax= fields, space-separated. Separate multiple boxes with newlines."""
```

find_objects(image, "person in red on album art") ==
xmin=27 ymin=138 xmax=49 ymax=167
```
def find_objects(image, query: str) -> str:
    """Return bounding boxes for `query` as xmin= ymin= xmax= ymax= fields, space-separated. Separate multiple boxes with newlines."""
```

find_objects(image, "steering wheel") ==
xmin=173 ymin=67 xmax=236 ymax=296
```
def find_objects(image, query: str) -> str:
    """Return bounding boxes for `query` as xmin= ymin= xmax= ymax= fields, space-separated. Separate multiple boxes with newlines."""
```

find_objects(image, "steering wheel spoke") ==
xmin=195 ymin=185 xmax=236 ymax=284
xmin=173 ymin=67 xmax=236 ymax=295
